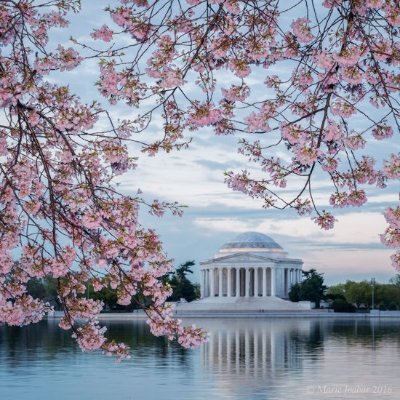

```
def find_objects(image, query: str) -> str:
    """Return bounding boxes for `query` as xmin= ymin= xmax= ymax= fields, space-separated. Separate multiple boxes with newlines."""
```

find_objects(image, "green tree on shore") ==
xmin=167 ymin=261 xmax=200 ymax=302
xmin=27 ymin=277 xmax=58 ymax=308
xmin=328 ymin=280 xmax=400 ymax=310
xmin=289 ymin=269 xmax=327 ymax=308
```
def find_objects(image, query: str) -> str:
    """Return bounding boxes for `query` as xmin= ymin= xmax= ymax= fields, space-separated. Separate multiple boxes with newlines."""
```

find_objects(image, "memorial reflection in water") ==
xmin=198 ymin=319 xmax=312 ymax=377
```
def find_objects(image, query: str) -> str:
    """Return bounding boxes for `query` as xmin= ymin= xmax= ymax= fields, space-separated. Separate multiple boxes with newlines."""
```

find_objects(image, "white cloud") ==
xmin=303 ymin=248 xmax=394 ymax=277
xmin=193 ymin=211 xmax=387 ymax=246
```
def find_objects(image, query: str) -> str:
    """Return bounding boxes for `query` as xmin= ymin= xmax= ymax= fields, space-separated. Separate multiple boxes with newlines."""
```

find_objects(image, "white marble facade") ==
xmin=199 ymin=232 xmax=303 ymax=300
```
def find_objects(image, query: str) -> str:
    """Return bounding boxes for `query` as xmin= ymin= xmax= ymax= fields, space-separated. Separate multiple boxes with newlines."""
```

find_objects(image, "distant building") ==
xmin=176 ymin=232 xmax=311 ymax=313
xmin=200 ymin=232 xmax=303 ymax=299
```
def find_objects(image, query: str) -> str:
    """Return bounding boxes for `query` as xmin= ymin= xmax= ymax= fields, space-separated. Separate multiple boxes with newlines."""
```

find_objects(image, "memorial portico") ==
xmin=176 ymin=232 xmax=311 ymax=313
xmin=200 ymin=232 xmax=303 ymax=300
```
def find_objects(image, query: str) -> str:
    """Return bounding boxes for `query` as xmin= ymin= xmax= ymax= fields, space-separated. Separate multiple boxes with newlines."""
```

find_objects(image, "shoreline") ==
xmin=46 ymin=310 xmax=400 ymax=320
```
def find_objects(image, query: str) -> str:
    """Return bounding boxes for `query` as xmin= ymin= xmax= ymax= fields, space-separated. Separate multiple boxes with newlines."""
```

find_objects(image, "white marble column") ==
xmin=236 ymin=268 xmax=240 ymax=297
xmin=219 ymin=268 xmax=223 ymax=297
xmin=262 ymin=267 xmax=267 ymax=297
xmin=206 ymin=269 xmax=209 ymax=297
xmin=245 ymin=268 xmax=250 ymax=297
xmin=200 ymin=270 xmax=204 ymax=298
xmin=203 ymin=270 xmax=206 ymax=297
xmin=227 ymin=267 xmax=232 ymax=297
xmin=254 ymin=268 xmax=259 ymax=297
xmin=284 ymin=269 xmax=287 ymax=295
xmin=285 ymin=268 xmax=289 ymax=296
xmin=271 ymin=267 xmax=276 ymax=297
xmin=210 ymin=268 xmax=215 ymax=297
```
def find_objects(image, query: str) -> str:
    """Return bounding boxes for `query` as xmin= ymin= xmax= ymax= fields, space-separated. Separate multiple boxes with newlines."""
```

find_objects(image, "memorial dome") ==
xmin=215 ymin=231 xmax=286 ymax=258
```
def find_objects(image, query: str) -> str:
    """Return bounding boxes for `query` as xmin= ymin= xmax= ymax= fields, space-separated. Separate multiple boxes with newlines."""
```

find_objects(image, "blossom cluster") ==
xmin=0 ymin=0 xmax=206 ymax=359
xmin=381 ymin=207 xmax=400 ymax=270
xmin=95 ymin=0 xmax=399 ymax=265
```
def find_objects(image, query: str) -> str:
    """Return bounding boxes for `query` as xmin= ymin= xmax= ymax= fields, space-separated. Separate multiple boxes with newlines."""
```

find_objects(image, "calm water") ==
xmin=1 ymin=318 xmax=400 ymax=400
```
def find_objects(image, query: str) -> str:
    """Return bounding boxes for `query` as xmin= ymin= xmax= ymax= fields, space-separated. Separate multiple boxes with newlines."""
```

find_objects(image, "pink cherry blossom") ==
xmin=333 ymin=48 xmax=362 ymax=67
xmin=315 ymin=52 xmax=335 ymax=70
xmin=324 ymin=123 xmax=343 ymax=142
xmin=384 ymin=154 xmax=400 ymax=179
xmin=294 ymin=145 xmax=321 ymax=166
xmin=245 ymin=112 xmax=270 ymax=132
xmin=321 ymin=157 xmax=338 ymax=173
xmin=281 ymin=124 xmax=305 ymax=145
xmin=372 ymin=125 xmax=393 ymax=140
xmin=221 ymin=84 xmax=250 ymax=102
xmin=291 ymin=18 xmax=315 ymax=43
xmin=187 ymin=103 xmax=222 ymax=127
xmin=313 ymin=212 xmax=336 ymax=230
xmin=91 ymin=25 xmax=114 ymax=42
xmin=344 ymin=133 xmax=366 ymax=150
xmin=341 ymin=66 xmax=363 ymax=85
xmin=228 ymin=59 xmax=251 ymax=78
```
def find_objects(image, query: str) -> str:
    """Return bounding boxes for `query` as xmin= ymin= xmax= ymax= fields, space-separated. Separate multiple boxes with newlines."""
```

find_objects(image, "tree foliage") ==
xmin=330 ymin=298 xmax=356 ymax=312
xmin=341 ymin=280 xmax=372 ymax=308
xmin=328 ymin=279 xmax=400 ymax=309
xmin=28 ymin=277 xmax=147 ymax=312
xmin=289 ymin=269 xmax=327 ymax=308
xmin=27 ymin=277 xmax=58 ymax=306
xmin=0 ymin=0 xmax=399 ymax=358
xmin=166 ymin=261 xmax=200 ymax=302
xmin=389 ymin=274 xmax=400 ymax=286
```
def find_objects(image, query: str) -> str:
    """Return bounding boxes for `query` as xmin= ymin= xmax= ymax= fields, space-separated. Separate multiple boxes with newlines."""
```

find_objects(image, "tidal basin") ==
xmin=1 ymin=318 xmax=400 ymax=400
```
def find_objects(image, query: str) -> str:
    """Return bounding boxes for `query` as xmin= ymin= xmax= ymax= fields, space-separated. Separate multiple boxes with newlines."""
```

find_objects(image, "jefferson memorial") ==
xmin=176 ymin=232 xmax=311 ymax=313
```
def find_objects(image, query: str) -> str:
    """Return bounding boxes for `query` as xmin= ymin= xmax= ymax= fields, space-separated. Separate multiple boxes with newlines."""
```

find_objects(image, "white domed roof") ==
xmin=215 ymin=231 xmax=287 ymax=258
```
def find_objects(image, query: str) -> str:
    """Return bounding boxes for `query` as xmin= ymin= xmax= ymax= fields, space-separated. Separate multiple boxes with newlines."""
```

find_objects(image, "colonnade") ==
xmin=200 ymin=266 xmax=302 ymax=299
